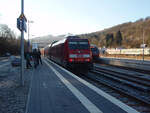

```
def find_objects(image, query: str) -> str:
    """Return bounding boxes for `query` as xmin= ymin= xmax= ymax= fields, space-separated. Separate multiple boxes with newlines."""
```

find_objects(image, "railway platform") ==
xmin=25 ymin=58 xmax=140 ymax=113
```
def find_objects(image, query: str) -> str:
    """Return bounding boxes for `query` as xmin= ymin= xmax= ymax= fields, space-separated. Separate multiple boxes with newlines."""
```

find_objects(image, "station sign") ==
xmin=17 ymin=14 xmax=27 ymax=32
xmin=17 ymin=18 xmax=23 ymax=31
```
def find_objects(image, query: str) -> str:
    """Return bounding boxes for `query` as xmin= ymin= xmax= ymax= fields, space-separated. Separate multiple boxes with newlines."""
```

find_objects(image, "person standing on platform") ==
xmin=25 ymin=51 xmax=32 ymax=69
xmin=32 ymin=49 xmax=39 ymax=68
xmin=38 ymin=49 xmax=42 ymax=65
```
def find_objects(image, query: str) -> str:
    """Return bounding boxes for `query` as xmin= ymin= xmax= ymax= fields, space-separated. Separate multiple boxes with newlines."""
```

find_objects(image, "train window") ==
xmin=79 ymin=42 xmax=88 ymax=44
xmin=69 ymin=42 xmax=78 ymax=44
xmin=69 ymin=41 xmax=89 ymax=50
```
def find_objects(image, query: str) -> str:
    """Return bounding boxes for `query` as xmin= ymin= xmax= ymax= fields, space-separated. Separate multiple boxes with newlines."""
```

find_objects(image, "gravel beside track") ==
xmin=0 ymin=62 xmax=32 ymax=113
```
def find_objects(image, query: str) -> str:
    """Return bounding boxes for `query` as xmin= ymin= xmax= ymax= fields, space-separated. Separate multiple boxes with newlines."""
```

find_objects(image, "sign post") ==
xmin=17 ymin=0 xmax=27 ymax=86
xmin=20 ymin=0 xmax=24 ymax=86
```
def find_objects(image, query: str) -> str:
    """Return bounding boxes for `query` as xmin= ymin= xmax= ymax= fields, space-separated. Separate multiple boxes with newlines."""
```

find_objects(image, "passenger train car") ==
xmin=90 ymin=44 xmax=100 ymax=60
xmin=45 ymin=36 xmax=93 ymax=70
xmin=106 ymin=48 xmax=150 ymax=55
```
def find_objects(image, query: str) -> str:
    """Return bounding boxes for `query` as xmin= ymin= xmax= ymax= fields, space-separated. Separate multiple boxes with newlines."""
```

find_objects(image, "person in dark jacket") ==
xmin=37 ymin=49 xmax=42 ymax=65
xmin=25 ymin=51 xmax=32 ymax=69
xmin=32 ymin=49 xmax=39 ymax=68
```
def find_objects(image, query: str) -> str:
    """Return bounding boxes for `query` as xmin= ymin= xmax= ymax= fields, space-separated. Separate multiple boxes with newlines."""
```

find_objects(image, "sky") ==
xmin=0 ymin=0 xmax=150 ymax=39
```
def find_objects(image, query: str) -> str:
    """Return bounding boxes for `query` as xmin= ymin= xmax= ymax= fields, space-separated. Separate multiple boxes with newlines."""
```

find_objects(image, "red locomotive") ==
xmin=45 ymin=36 xmax=93 ymax=70
xmin=90 ymin=44 xmax=100 ymax=60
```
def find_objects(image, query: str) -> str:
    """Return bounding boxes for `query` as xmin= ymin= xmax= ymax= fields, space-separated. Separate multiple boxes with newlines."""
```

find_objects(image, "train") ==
xmin=105 ymin=48 xmax=150 ymax=55
xmin=44 ymin=36 xmax=93 ymax=70
xmin=90 ymin=44 xmax=100 ymax=60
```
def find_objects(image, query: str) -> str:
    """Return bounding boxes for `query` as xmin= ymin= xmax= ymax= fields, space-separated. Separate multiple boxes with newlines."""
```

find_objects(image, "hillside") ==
xmin=79 ymin=17 xmax=150 ymax=48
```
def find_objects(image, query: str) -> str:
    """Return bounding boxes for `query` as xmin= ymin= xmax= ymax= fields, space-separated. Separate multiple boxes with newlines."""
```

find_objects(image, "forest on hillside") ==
xmin=0 ymin=24 xmax=28 ymax=56
xmin=79 ymin=17 xmax=150 ymax=48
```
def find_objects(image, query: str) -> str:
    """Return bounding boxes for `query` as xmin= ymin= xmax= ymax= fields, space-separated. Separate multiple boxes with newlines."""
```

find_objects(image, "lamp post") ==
xmin=28 ymin=20 xmax=34 ymax=51
xmin=142 ymin=29 xmax=145 ymax=62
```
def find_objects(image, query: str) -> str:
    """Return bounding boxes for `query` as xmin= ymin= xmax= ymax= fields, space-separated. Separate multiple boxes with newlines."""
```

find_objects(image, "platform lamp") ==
xmin=28 ymin=20 xmax=34 ymax=52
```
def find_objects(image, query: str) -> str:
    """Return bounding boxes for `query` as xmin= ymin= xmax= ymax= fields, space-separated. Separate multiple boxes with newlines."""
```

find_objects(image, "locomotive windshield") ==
xmin=69 ymin=40 xmax=89 ymax=50
xmin=91 ymin=47 xmax=99 ymax=53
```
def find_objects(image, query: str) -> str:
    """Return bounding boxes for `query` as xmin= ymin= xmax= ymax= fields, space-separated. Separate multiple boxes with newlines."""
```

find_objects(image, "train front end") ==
xmin=67 ymin=38 xmax=93 ymax=70
xmin=90 ymin=45 xmax=100 ymax=61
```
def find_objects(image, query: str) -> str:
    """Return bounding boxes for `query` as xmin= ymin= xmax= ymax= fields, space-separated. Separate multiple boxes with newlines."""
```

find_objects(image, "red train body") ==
xmin=90 ymin=44 xmax=100 ymax=60
xmin=45 ymin=36 xmax=93 ymax=69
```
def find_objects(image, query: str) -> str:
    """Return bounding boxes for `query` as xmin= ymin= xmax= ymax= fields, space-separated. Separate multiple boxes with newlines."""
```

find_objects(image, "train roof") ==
xmin=66 ymin=35 xmax=80 ymax=39
xmin=51 ymin=36 xmax=88 ymax=47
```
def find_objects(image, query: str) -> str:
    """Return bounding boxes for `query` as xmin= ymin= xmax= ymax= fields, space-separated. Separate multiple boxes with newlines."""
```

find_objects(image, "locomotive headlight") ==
xmin=69 ymin=54 xmax=77 ymax=58
xmin=83 ymin=54 xmax=90 ymax=58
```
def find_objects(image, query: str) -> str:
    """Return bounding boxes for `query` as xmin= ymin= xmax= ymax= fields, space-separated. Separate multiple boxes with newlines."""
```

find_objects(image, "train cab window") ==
xmin=91 ymin=47 xmax=99 ymax=53
xmin=69 ymin=41 xmax=89 ymax=50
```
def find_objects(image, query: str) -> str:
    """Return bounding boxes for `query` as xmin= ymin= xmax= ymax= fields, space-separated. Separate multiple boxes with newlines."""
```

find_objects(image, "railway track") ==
xmin=90 ymin=69 xmax=150 ymax=103
xmin=104 ymin=63 xmax=150 ymax=75
xmin=109 ymin=58 xmax=150 ymax=66
xmin=94 ymin=64 xmax=150 ymax=87
xmin=77 ymin=65 xmax=150 ymax=113
xmin=98 ymin=58 xmax=150 ymax=74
